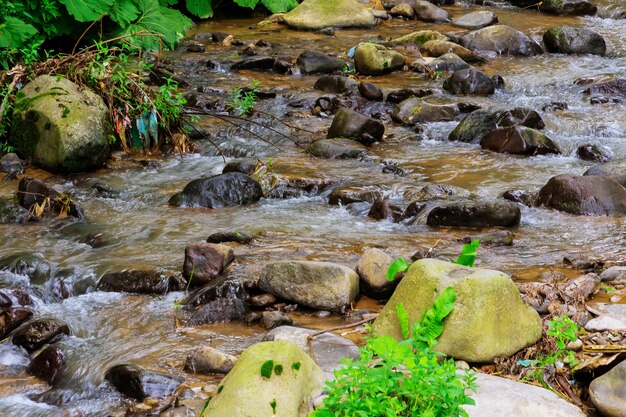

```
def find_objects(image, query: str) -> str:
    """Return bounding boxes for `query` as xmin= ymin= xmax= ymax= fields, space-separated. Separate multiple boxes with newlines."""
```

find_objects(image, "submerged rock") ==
xmin=307 ymin=138 xmax=368 ymax=159
xmin=328 ymin=184 xmax=382 ymax=205
xmin=460 ymin=25 xmax=543 ymax=56
xmin=589 ymin=359 xmax=626 ymax=417
xmin=443 ymin=68 xmax=495 ymax=96
xmin=480 ymin=126 xmax=560 ymax=155
xmin=106 ymin=364 xmax=181 ymax=401
xmin=230 ymin=56 xmax=276 ymax=71
xmin=283 ymin=0 xmax=376 ymax=30
xmin=183 ymin=243 xmax=234 ymax=286
xmin=259 ymin=261 xmax=359 ymax=313
xmin=462 ymin=230 xmax=514 ymax=246
xmin=327 ymin=108 xmax=385 ymax=145
xmin=372 ymin=259 xmax=542 ymax=362
xmin=27 ymin=345 xmax=65 ymax=385
xmin=576 ymin=144 xmax=612 ymax=162
xmin=353 ymin=43 xmax=405 ymax=75
xmin=0 ymin=197 xmax=30 ymax=224
xmin=427 ymin=201 xmax=521 ymax=228
xmin=168 ymin=173 xmax=263 ymax=209
xmin=184 ymin=346 xmax=237 ymax=374
xmin=207 ymin=231 xmax=254 ymax=244
xmin=12 ymin=319 xmax=70 ymax=352
xmin=17 ymin=177 xmax=84 ymax=220
xmin=543 ymin=27 xmax=606 ymax=55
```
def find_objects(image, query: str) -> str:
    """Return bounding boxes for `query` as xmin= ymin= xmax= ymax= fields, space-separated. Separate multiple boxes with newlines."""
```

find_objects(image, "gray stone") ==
xmin=544 ymin=26 xmax=606 ymax=55
xmin=449 ymin=107 xmax=545 ymax=144
xmin=297 ymin=50 xmax=347 ymax=74
xmin=168 ymin=173 xmax=263 ymax=209
xmin=260 ymin=311 xmax=294 ymax=330
xmin=392 ymin=97 xmax=459 ymax=125
xmin=452 ymin=11 xmax=498 ymax=30
xmin=390 ymin=3 xmax=415 ymax=18
xmin=461 ymin=25 xmax=543 ymax=56
xmin=307 ymin=138 xmax=368 ymax=159
xmin=0 ymin=197 xmax=30 ymax=224
xmin=0 ymin=153 xmax=23 ymax=180
xmin=355 ymin=248 xmax=397 ymax=299
xmin=183 ymin=243 xmax=235 ymax=285
xmin=428 ymin=53 xmax=470 ymax=72
xmin=283 ymin=0 xmax=376 ymax=30
xmin=600 ymin=266 xmax=626 ymax=283
xmin=313 ymin=75 xmax=359 ymax=94
xmin=589 ymin=359 xmax=626 ymax=417
xmin=327 ymin=108 xmax=385 ymax=145
xmin=413 ymin=0 xmax=449 ymax=22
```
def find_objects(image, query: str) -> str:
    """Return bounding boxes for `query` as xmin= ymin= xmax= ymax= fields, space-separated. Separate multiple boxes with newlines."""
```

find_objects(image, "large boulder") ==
xmin=427 ymin=201 xmax=521 ymax=228
xmin=327 ymin=108 xmax=385 ymax=145
xmin=443 ymin=69 xmax=495 ymax=96
xmin=11 ymin=75 xmax=110 ymax=173
xmin=106 ymin=364 xmax=181 ymax=400
xmin=448 ymin=107 xmax=545 ymax=143
xmin=413 ymin=1 xmax=449 ymax=22
xmin=372 ymin=259 xmax=542 ymax=362
xmin=452 ymin=11 xmax=498 ymax=30
xmin=543 ymin=27 xmax=606 ymax=55
xmin=589 ymin=359 xmax=626 ymax=417
xmin=480 ymin=126 xmax=560 ymax=155
xmin=168 ymin=172 xmax=263 ymax=208
xmin=355 ymin=248 xmax=398 ymax=299
xmin=297 ymin=51 xmax=346 ymax=74
xmin=202 ymin=341 xmax=325 ymax=417
xmin=392 ymin=98 xmax=459 ymax=125
xmin=460 ymin=25 xmax=543 ymax=56
xmin=354 ymin=43 xmax=405 ymax=75
xmin=465 ymin=373 xmax=586 ymax=416
xmin=258 ymin=261 xmax=359 ymax=313
xmin=183 ymin=243 xmax=234 ymax=285
xmin=536 ymin=175 xmax=626 ymax=216
xmin=283 ymin=0 xmax=376 ymax=30
xmin=584 ymin=159 xmax=626 ymax=187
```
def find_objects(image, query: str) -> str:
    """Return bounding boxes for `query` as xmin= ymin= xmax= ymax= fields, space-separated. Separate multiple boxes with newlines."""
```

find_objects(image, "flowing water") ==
xmin=0 ymin=1 xmax=625 ymax=415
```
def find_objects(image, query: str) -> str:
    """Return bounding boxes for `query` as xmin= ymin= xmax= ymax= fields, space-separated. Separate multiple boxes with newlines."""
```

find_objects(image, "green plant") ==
xmin=230 ymin=79 xmax=260 ymax=115
xmin=386 ymin=257 xmax=410 ymax=281
xmin=600 ymin=283 xmax=615 ymax=293
xmin=453 ymin=240 xmax=480 ymax=267
xmin=0 ymin=140 xmax=14 ymax=155
xmin=311 ymin=287 xmax=477 ymax=417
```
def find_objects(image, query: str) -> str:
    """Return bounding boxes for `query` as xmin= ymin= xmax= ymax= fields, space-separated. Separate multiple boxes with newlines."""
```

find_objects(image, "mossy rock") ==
xmin=387 ymin=30 xmax=449 ymax=46
xmin=11 ymin=75 xmax=111 ymax=174
xmin=372 ymin=259 xmax=542 ymax=362
xmin=354 ymin=43 xmax=405 ymax=75
xmin=283 ymin=0 xmax=376 ymax=30
xmin=202 ymin=340 xmax=325 ymax=417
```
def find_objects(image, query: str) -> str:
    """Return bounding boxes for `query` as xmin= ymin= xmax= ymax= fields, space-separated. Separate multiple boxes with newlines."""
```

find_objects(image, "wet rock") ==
xmin=12 ymin=319 xmax=70 ymax=352
xmin=465 ymin=372 xmax=586 ymax=416
xmin=0 ymin=307 xmax=33 ymax=339
xmin=428 ymin=53 xmax=470 ymax=72
xmin=259 ymin=261 xmax=359 ymax=313
xmin=185 ymin=41 xmax=205 ymax=53
xmin=222 ymin=159 xmax=257 ymax=175
xmin=17 ymin=177 xmax=84 ymax=220
xmin=106 ymin=364 xmax=181 ymax=401
xmin=385 ymin=88 xmax=432 ymax=103
xmin=358 ymin=82 xmax=383 ymax=101
xmin=183 ymin=243 xmax=235 ymax=286
xmin=169 ymin=173 xmax=263 ymax=209
xmin=316 ymin=27 xmax=335 ymax=36
xmin=230 ymin=56 xmax=276 ymax=71
xmin=584 ymin=159 xmax=626 ymax=187
xmin=328 ymin=185 xmax=382 ymax=205
xmin=452 ymin=11 xmax=498 ymax=30
xmin=313 ymin=75 xmax=358 ymax=94
xmin=460 ymin=25 xmax=543 ymax=56
xmin=413 ymin=1 xmax=448 ymax=22
xmin=583 ymin=78 xmax=626 ymax=99
xmin=590 ymin=359 xmax=626 ymax=417
xmin=307 ymin=138 xmax=368 ymax=159
xmin=480 ymin=126 xmax=560 ymax=155
xmin=427 ymin=201 xmax=521 ymax=228
xmin=443 ymin=68 xmax=495 ymax=96
xmin=0 ymin=253 xmax=52 ymax=283
xmin=542 ymin=101 xmax=569 ymax=112
xmin=264 ymin=325 xmax=360 ymax=374
xmin=184 ymin=347 xmax=237 ymax=374
xmin=387 ymin=30 xmax=449 ymax=47
xmin=283 ymin=0 xmax=376 ymax=30
xmin=98 ymin=269 xmax=178 ymax=294
xmin=0 ymin=196 xmax=30 ymax=224
xmin=536 ymin=174 xmax=626 ymax=216
xmin=327 ymin=108 xmax=384 ymax=145
xmin=186 ymin=281 xmax=249 ymax=325
xmin=492 ymin=74 xmax=506 ymax=89
xmin=0 ymin=153 xmax=24 ymax=180
xmin=201 ymin=340 xmax=325 ymax=417
xmin=576 ymin=144 xmax=612 ymax=162
xmin=250 ymin=293 xmax=277 ymax=308
xmin=11 ymin=75 xmax=110 ymax=174
xmin=207 ymin=231 xmax=254 ymax=245
xmin=368 ymin=198 xmax=403 ymax=222
xmin=461 ymin=230 xmax=514 ymax=246
xmin=420 ymin=40 xmax=478 ymax=62
xmin=296 ymin=50 xmax=346 ymax=74
xmin=355 ymin=248 xmax=398 ymax=299
xmin=392 ymin=98 xmax=458 ymax=125
xmin=273 ymin=58 xmax=294 ymax=74
xmin=354 ymin=43 xmax=405 ymax=75
xmin=405 ymin=183 xmax=461 ymax=202
xmin=260 ymin=311 xmax=294 ymax=330
xmin=543 ymin=27 xmax=606 ymax=56
xmin=449 ymin=107 xmax=545 ymax=144
xmin=538 ymin=0 xmax=597 ymax=16
xmin=600 ymin=266 xmax=626 ymax=283
xmin=390 ymin=3 xmax=415 ymax=19
xmin=27 ymin=345 xmax=64 ymax=385
xmin=0 ymin=291 xmax=11 ymax=308
xmin=373 ymin=259 xmax=542 ymax=362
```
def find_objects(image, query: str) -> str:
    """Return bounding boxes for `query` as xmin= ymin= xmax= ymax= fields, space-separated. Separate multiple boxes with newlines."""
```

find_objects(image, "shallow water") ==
xmin=1 ymin=1 xmax=625 ymax=415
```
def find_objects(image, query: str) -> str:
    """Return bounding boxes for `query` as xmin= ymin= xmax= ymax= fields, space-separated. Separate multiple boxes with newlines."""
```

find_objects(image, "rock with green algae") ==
xmin=386 ymin=30 xmax=449 ymax=46
xmin=283 ymin=0 xmax=376 ymax=30
xmin=202 ymin=340 xmax=325 ymax=417
xmin=11 ymin=75 xmax=110 ymax=174
xmin=353 ymin=43 xmax=406 ymax=75
xmin=372 ymin=259 xmax=542 ymax=362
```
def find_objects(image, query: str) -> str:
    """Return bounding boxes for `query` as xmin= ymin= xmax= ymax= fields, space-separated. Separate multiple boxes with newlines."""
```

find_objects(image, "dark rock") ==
xmin=413 ymin=0 xmax=449 ymax=22
xmin=0 ymin=153 xmax=24 ymax=180
xmin=222 ymin=159 xmax=257 ymax=175
xmin=382 ymin=0 xmax=411 ymax=9
xmin=211 ymin=32 xmax=230 ymax=42
xmin=260 ymin=311 xmax=293 ymax=330
xmin=590 ymin=96 xmax=621 ymax=105
xmin=307 ymin=138 xmax=368 ymax=159
xmin=452 ymin=11 xmax=498 ymax=29
xmin=0 ymin=307 xmax=33 ymax=339
xmin=449 ymin=107 xmax=545 ymax=143
xmin=392 ymin=98 xmax=459 ymax=125
xmin=538 ymin=0 xmax=597 ymax=16
xmin=443 ymin=68 xmax=495 ymax=96
xmin=537 ymin=175 xmax=626 ymax=216
xmin=461 ymin=230 xmax=514 ymax=246
xmin=427 ymin=201 xmax=521 ymax=228
xmin=207 ymin=231 xmax=254 ymax=245
xmin=297 ymin=51 xmax=346 ymax=74
xmin=576 ymin=144 xmax=612 ymax=162
xmin=250 ymin=293 xmax=277 ymax=308
xmin=12 ymin=319 xmax=70 ymax=352
xmin=502 ymin=189 xmax=537 ymax=206
xmin=358 ymin=82 xmax=384 ymax=101
xmin=492 ymin=75 xmax=505 ymax=89
xmin=460 ymin=25 xmax=543 ymax=56
xmin=244 ymin=312 xmax=262 ymax=324
xmin=480 ymin=126 xmax=560 ymax=155
xmin=0 ymin=291 xmax=11 ymax=308
xmin=17 ymin=177 xmax=84 ymax=220
xmin=230 ymin=56 xmax=276 ymax=71
xmin=327 ymin=108 xmax=384 ymax=145
xmin=0 ymin=253 xmax=51 ymax=283
xmin=313 ymin=75 xmax=358 ymax=94
xmin=386 ymin=88 xmax=432 ymax=103
xmin=187 ymin=296 xmax=248 ymax=325
xmin=543 ymin=27 xmax=606 ymax=55
xmin=583 ymin=79 xmax=626 ymax=99
xmin=402 ymin=201 xmax=427 ymax=219
xmin=185 ymin=41 xmax=205 ymax=53
xmin=314 ymin=95 xmax=342 ymax=113
xmin=329 ymin=185 xmax=382 ymax=205
xmin=183 ymin=243 xmax=234 ymax=286
xmin=106 ymin=364 xmax=181 ymax=401
xmin=584 ymin=159 xmax=626 ymax=186
xmin=0 ymin=196 xmax=30 ymax=224
xmin=542 ymin=101 xmax=568 ymax=112
xmin=368 ymin=199 xmax=403 ymax=222
xmin=27 ymin=345 xmax=64 ymax=385
xmin=169 ymin=173 xmax=263 ymax=208
xmin=273 ymin=58 xmax=294 ymax=74
xmin=98 ymin=269 xmax=178 ymax=294
xmin=457 ymin=103 xmax=482 ymax=113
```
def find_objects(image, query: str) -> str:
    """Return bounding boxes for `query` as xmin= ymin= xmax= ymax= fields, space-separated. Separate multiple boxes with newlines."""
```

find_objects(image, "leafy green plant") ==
xmin=311 ymin=287 xmax=477 ymax=417
xmin=453 ymin=239 xmax=480 ymax=267
xmin=386 ymin=257 xmax=410 ymax=281
xmin=230 ymin=79 xmax=260 ymax=115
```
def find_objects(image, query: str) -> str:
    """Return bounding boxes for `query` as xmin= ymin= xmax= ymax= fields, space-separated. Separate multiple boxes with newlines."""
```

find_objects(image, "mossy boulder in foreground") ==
xmin=283 ymin=0 xmax=376 ymax=30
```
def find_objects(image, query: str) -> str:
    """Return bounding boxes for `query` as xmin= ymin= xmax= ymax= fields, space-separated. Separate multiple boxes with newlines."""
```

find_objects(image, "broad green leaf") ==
xmin=386 ymin=257 xmax=409 ymax=281
xmin=415 ymin=287 xmax=456 ymax=342
xmin=0 ymin=17 xmax=38 ymax=48
xmin=186 ymin=0 xmax=214 ymax=18
xmin=234 ymin=0 xmax=259 ymax=8
xmin=110 ymin=0 xmax=141 ymax=26
xmin=396 ymin=303 xmax=410 ymax=339
xmin=119 ymin=0 xmax=192 ymax=49
xmin=59 ymin=0 xmax=115 ymax=22
xmin=453 ymin=239 xmax=480 ymax=267
xmin=261 ymin=0 xmax=298 ymax=13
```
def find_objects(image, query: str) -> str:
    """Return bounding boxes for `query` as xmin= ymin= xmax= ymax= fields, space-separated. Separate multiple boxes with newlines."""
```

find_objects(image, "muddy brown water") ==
xmin=1 ymin=1 xmax=625 ymax=415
